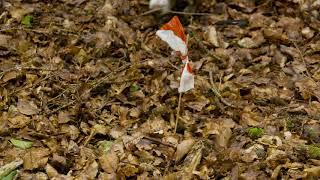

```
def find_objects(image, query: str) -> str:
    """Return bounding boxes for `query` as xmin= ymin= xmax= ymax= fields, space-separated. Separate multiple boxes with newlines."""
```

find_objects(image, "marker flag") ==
xmin=156 ymin=16 xmax=194 ymax=92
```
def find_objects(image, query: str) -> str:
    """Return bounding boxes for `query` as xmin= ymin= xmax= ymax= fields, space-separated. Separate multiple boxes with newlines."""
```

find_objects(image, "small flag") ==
xmin=156 ymin=16 xmax=194 ymax=92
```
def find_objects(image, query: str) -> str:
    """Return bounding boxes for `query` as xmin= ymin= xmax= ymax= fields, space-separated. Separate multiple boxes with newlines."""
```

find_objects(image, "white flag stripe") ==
xmin=178 ymin=62 xmax=194 ymax=93
xmin=149 ymin=0 xmax=170 ymax=9
xmin=156 ymin=30 xmax=188 ymax=56
xmin=181 ymin=55 xmax=188 ymax=64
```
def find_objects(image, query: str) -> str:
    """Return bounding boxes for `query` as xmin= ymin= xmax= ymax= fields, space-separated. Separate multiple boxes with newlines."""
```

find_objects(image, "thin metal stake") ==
xmin=175 ymin=92 xmax=182 ymax=134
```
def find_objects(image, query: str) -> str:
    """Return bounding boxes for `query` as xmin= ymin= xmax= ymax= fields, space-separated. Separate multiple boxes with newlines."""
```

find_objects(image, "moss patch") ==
xmin=247 ymin=127 xmax=264 ymax=139
xmin=308 ymin=145 xmax=320 ymax=159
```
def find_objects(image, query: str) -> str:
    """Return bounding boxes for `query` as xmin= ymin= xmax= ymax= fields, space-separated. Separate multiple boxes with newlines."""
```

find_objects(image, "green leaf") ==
xmin=2 ymin=170 xmax=17 ymax=180
xmin=130 ymin=84 xmax=140 ymax=92
xmin=0 ymin=159 xmax=23 ymax=179
xmin=21 ymin=15 xmax=33 ymax=27
xmin=10 ymin=138 xmax=33 ymax=149
xmin=98 ymin=140 xmax=114 ymax=153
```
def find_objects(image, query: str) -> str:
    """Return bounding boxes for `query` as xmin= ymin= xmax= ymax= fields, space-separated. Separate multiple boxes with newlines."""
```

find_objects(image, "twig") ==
xmin=48 ymin=100 xmax=76 ymax=115
xmin=83 ymin=128 xmax=96 ymax=146
xmin=175 ymin=92 xmax=182 ymax=134
xmin=143 ymin=136 xmax=175 ymax=147
xmin=0 ymin=27 xmax=49 ymax=34
xmin=119 ymin=160 xmax=140 ymax=167
xmin=47 ymin=88 xmax=70 ymax=103
xmin=0 ymin=26 xmax=80 ymax=37
xmin=139 ymin=8 xmax=215 ymax=16
xmin=139 ymin=7 xmax=163 ymax=16
xmin=292 ymin=41 xmax=312 ymax=78
xmin=209 ymin=71 xmax=234 ymax=108
xmin=168 ymin=10 xmax=214 ymax=16
xmin=89 ymin=63 xmax=131 ymax=89
xmin=167 ymin=60 xmax=180 ymax=70
xmin=8 ymin=74 xmax=51 ymax=96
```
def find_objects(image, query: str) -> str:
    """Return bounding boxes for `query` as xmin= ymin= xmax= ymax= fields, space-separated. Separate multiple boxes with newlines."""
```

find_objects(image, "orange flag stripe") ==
xmin=186 ymin=63 xmax=193 ymax=74
xmin=160 ymin=16 xmax=187 ymax=43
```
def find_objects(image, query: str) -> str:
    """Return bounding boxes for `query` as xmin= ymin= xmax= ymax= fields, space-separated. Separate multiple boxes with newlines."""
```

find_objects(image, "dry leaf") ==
xmin=58 ymin=111 xmax=71 ymax=124
xmin=77 ymin=161 xmax=99 ymax=179
xmin=8 ymin=115 xmax=30 ymax=128
xmin=304 ymin=166 xmax=320 ymax=177
xmin=60 ymin=125 xmax=80 ymax=140
xmin=23 ymin=148 xmax=50 ymax=170
xmin=206 ymin=26 xmax=219 ymax=47
xmin=45 ymin=164 xmax=59 ymax=178
xmin=181 ymin=141 xmax=203 ymax=179
xmin=9 ymin=5 xmax=34 ymax=21
xmin=175 ymin=138 xmax=195 ymax=162
xmin=17 ymin=99 xmax=39 ymax=115
xmin=2 ymin=71 xmax=19 ymax=83
xmin=121 ymin=164 xmax=139 ymax=177
xmin=98 ymin=172 xmax=117 ymax=180
xmin=99 ymin=151 xmax=119 ymax=173
xmin=0 ymin=34 xmax=12 ymax=47
xmin=216 ymin=127 xmax=232 ymax=148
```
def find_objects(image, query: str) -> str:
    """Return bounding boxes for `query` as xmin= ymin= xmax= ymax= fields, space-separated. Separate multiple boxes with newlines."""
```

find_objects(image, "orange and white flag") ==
xmin=156 ymin=16 xmax=194 ymax=92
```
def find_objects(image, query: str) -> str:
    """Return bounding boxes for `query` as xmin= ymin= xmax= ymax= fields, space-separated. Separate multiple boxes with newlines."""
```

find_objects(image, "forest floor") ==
xmin=0 ymin=0 xmax=320 ymax=179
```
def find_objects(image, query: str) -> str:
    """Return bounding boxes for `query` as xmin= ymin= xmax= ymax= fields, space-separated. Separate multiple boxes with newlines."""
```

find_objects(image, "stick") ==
xmin=83 ymin=128 xmax=96 ymax=146
xmin=168 ymin=10 xmax=214 ymax=16
xmin=292 ymin=41 xmax=312 ymax=78
xmin=143 ymin=136 xmax=175 ymax=147
xmin=138 ymin=8 xmax=163 ymax=16
xmin=175 ymin=92 xmax=182 ymax=134
xmin=139 ymin=8 xmax=214 ymax=16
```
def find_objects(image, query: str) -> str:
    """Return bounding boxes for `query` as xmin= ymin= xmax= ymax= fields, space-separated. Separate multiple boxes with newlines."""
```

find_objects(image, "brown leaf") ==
xmin=175 ymin=139 xmax=195 ymax=162
xmin=8 ymin=115 xmax=30 ymax=128
xmin=0 ymin=116 xmax=8 ymax=134
xmin=58 ymin=111 xmax=71 ymax=124
xmin=216 ymin=127 xmax=232 ymax=148
xmin=17 ymin=99 xmax=39 ymax=115
xmin=9 ymin=5 xmax=34 ymax=21
xmin=305 ymin=101 xmax=320 ymax=118
xmin=121 ymin=164 xmax=139 ymax=177
xmin=45 ymin=164 xmax=59 ymax=178
xmin=181 ymin=141 xmax=203 ymax=179
xmin=295 ymin=78 xmax=320 ymax=100
xmin=2 ymin=70 xmax=19 ymax=83
xmin=186 ymin=95 xmax=210 ymax=111
xmin=241 ymin=144 xmax=265 ymax=163
xmin=241 ymin=106 xmax=262 ymax=126
xmin=204 ymin=118 xmax=235 ymax=148
xmin=45 ymin=163 xmax=74 ymax=180
xmin=77 ymin=161 xmax=99 ymax=179
xmin=98 ymin=173 xmax=117 ymax=180
xmin=99 ymin=151 xmax=119 ymax=173
xmin=206 ymin=26 xmax=219 ymax=47
xmin=60 ymin=125 xmax=80 ymax=140
xmin=52 ymin=153 xmax=67 ymax=167
xmin=23 ymin=148 xmax=50 ymax=170
xmin=304 ymin=166 xmax=320 ymax=177
xmin=0 ymin=34 xmax=12 ymax=47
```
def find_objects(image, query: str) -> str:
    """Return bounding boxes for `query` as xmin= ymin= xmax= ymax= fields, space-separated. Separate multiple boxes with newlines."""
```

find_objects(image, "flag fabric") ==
xmin=149 ymin=0 xmax=170 ymax=10
xmin=156 ymin=16 xmax=194 ymax=93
